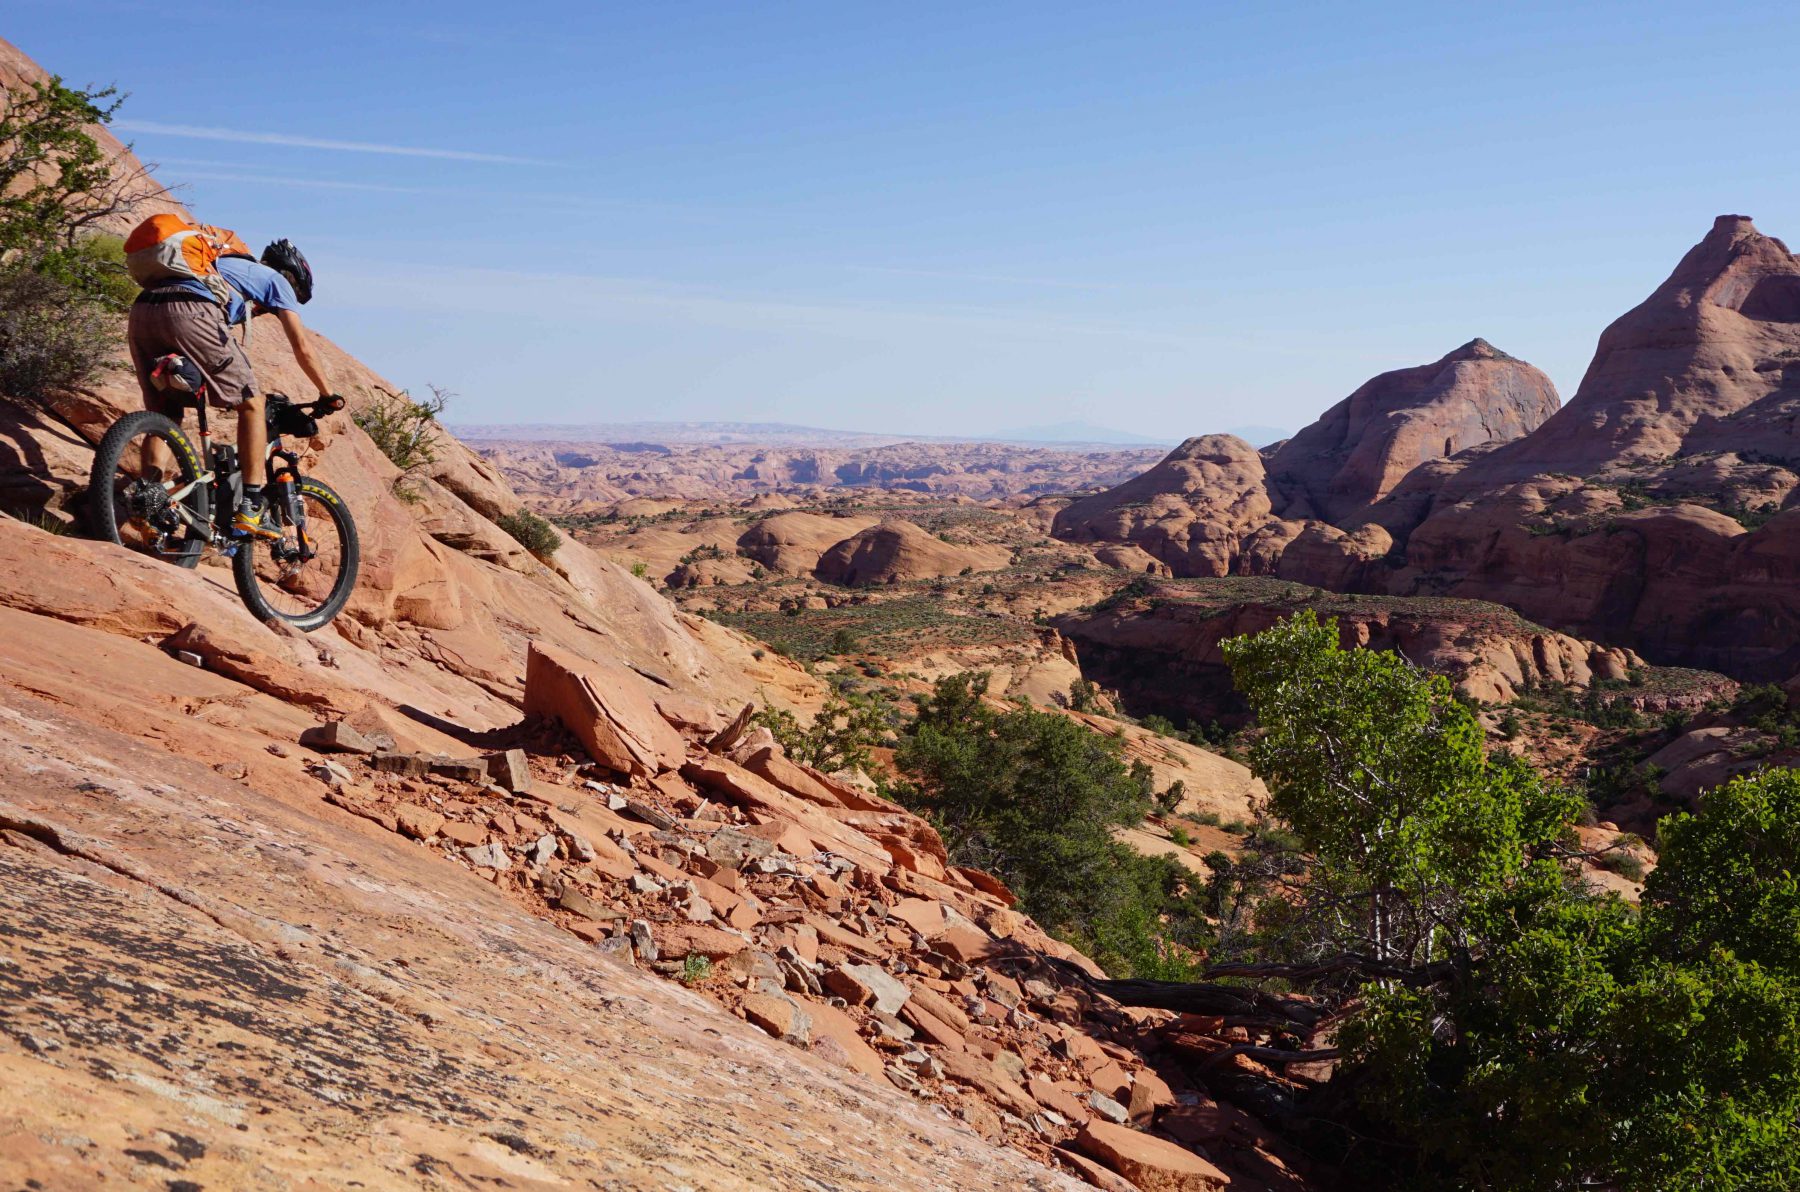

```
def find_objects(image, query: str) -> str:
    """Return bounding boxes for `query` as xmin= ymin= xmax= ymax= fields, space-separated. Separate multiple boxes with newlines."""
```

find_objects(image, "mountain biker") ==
xmin=125 ymin=239 xmax=334 ymax=541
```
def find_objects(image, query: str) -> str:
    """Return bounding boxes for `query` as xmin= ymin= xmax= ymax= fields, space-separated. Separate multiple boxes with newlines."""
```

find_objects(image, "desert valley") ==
xmin=6 ymin=17 xmax=1800 ymax=1192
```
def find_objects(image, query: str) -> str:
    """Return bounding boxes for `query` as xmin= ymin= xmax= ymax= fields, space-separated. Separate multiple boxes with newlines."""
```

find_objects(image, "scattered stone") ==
xmin=1054 ymin=1147 xmax=1142 ymax=1192
xmin=619 ymin=797 xmax=675 ymax=829
xmin=369 ymin=751 xmax=432 ymax=777
xmin=528 ymin=834 xmax=557 ymax=866
xmin=563 ymin=832 xmax=597 ymax=862
xmin=557 ymin=887 xmax=623 ymax=923
xmin=1088 ymin=1091 xmax=1130 ymax=1124
xmin=395 ymin=804 xmax=447 ymax=841
xmin=839 ymin=963 xmax=909 ymax=1015
xmin=299 ymin=721 xmax=379 ymax=755
xmin=429 ymin=757 xmax=488 ymax=783
xmin=1075 ymin=1119 xmax=1229 ymax=1192
xmin=742 ymin=992 xmax=812 ymax=1044
xmin=522 ymin=642 xmax=686 ymax=776
xmin=173 ymin=649 xmax=204 ymax=668
xmin=704 ymin=826 xmax=775 ymax=869
xmin=464 ymin=842 xmax=510 ymax=871
xmin=870 ymin=1012 xmax=914 ymax=1042
xmin=439 ymin=822 xmax=487 ymax=847
xmin=211 ymin=761 xmax=248 ymax=781
xmin=306 ymin=759 xmax=353 ymax=787
xmin=629 ymin=874 xmax=660 ymax=894
xmin=593 ymin=936 xmax=634 ymax=963
xmin=629 ymin=920 xmax=657 ymax=962
xmin=483 ymin=748 xmax=532 ymax=792
xmin=650 ymin=921 xmax=744 ymax=961
xmin=885 ymin=1064 xmax=923 ymax=1093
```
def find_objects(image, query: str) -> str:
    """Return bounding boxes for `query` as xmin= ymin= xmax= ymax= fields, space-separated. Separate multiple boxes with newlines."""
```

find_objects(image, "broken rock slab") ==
xmin=523 ymin=642 xmax=686 ymax=776
xmin=1075 ymin=1119 xmax=1228 ymax=1192
xmin=299 ymin=721 xmax=380 ymax=755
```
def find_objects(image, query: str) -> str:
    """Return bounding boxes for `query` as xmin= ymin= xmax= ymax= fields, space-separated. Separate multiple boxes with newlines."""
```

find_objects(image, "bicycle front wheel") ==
xmin=232 ymin=477 xmax=360 ymax=631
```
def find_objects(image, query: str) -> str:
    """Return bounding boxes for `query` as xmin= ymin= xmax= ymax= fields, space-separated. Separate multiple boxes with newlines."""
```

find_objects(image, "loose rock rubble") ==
xmin=295 ymin=648 xmax=1317 ymax=1189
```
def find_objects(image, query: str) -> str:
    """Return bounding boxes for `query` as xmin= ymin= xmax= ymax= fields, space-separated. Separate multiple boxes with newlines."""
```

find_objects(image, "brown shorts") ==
xmin=127 ymin=290 xmax=258 ymax=412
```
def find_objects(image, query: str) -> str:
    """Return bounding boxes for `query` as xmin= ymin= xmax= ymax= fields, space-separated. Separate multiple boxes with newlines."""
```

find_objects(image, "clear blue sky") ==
xmin=11 ymin=1 xmax=1800 ymax=437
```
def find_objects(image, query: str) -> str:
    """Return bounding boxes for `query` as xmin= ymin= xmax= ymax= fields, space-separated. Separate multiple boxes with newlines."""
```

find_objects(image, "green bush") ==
xmin=0 ymin=77 xmax=143 ymax=398
xmin=496 ymin=509 xmax=562 ymax=559
xmin=890 ymin=672 xmax=1207 ymax=978
xmin=354 ymin=385 xmax=448 ymax=498
xmin=0 ymin=265 xmax=115 ymax=398
xmin=754 ymin=688 xmax=888 ymax=774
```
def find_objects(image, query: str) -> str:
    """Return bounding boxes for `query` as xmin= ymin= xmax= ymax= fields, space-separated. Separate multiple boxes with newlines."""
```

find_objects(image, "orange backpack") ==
xmin=123 ymin=215 xmax=254 ymax=305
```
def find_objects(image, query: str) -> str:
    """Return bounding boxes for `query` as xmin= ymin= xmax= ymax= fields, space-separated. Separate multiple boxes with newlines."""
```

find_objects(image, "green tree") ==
xmin=1222 ymin=610 xmax=1578 ymax=970
xmin=891 ymin=672 xmax=1205 ymax=977
xmin=0 ymin=75 xmax=160 ymax=396
xmin=1202 ymin=614 xmax=1800 ymax=1190
xmin=755 ymin=687 xmax=888 ymax=774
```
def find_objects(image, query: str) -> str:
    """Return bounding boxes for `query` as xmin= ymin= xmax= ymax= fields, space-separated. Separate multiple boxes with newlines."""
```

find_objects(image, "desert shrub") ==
xmin=754 ymin=688 xmax=888 ymax=774
xmin=1596 ymin=848 xmax=1646 ymax=881
xmin=890 ymin=672 xmax=1206 ymax=978
xmin=0 ymin=76 xmax=154 ymax=397
xmin=678 ymin=955 xmax=712 ymax=985
xmin=828 ymin=628 xmax=859 ymax=656
xmin=0 ymin=265 xmax=116 ymax=397
xmin=629 ymin=561 xmax=648 ymax=578
xmin=1154 ymin=779 xmax=1185 ymax=815
xmin=355 ymin=385 xmax=449 ymax=499
xmin=496 ymin=509 xmax=561 ymax=559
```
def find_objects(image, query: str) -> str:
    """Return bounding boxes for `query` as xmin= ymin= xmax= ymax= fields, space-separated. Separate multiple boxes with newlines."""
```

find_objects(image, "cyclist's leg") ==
xmin=124 ymin=302 xmax=180 ymax=478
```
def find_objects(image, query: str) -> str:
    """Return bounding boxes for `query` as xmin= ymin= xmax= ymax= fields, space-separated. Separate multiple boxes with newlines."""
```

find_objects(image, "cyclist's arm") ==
xmin=274 ymin=309 xmax=334 ymax=398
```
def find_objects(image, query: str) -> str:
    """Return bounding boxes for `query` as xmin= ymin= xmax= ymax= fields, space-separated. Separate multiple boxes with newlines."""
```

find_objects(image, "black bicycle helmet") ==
xmin=261 ymin=239 xmax=313 ymax=304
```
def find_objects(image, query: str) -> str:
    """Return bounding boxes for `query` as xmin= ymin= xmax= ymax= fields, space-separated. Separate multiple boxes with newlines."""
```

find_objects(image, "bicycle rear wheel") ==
xmin=87 ymin=410 xmax=210 ymax=568
xmin=232 ymin=477 xmax=360 ymax=632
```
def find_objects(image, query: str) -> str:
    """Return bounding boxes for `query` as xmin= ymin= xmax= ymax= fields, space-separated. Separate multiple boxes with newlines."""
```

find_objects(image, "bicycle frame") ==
xmin=157 ymin=394 xmax=318 ymax=560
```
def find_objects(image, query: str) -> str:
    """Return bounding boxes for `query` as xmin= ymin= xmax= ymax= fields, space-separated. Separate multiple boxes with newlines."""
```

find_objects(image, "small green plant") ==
xmin=1167 ymin=824 xmax=1192 ymax=847
xmin=355 ymin=385 xmax=450 ymax=498
xmin=496 ymin=509 xmax=562 ymax=558
xmin=1155 ymin=779 xmax=1186 ymax=816
xmin=630 ymin=561 xmax=648 ymax=578
xmin=679 ymin=955 xmax=713 ymax=985
xmin=829 ymin=628 xmax=859 ymax=656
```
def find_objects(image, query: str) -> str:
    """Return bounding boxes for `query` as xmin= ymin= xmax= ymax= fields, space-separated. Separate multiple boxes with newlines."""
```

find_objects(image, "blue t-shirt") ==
xmin=160 ymin=257 xmax=300 ymax=325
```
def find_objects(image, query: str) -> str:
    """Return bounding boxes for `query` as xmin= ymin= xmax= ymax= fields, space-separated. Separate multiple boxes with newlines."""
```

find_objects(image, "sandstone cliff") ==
xmin=1051 ymin=217 xmax=1800 ymax=683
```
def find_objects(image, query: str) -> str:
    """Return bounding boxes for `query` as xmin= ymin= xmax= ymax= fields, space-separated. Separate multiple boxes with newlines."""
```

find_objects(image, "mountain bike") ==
xmin=87 ymin=376 xmax=361 ymax=633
